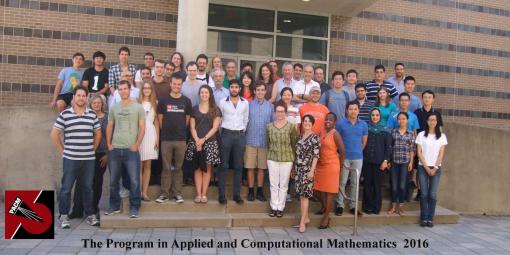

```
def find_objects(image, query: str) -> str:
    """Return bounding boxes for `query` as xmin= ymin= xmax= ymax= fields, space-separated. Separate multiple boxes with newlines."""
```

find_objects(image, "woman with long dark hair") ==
xmin=375 ymin=87 xmax=397 ymax=126
xmin=362 ymin=108 xmax=392 ymax=214
xmin=185 ymin=85 xmax=222 ymax=203
xmin=170 ymin=51 xmax=186 ymax=79
xmin=240 ymin=71 xmax=255 ymax=102
xmin=389 ymin=112 xmax=415 ymax=215
xmin=416 ymin=113 xmax=447 ymax=227
xmin=258 ymin=63 xmax=274 ymax=101
xmin=279 ymin=87 xmax=300 ymax=132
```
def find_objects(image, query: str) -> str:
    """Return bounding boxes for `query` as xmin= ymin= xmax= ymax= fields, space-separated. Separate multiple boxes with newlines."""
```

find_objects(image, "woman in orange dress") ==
xmin=314 ymin=112 xmax=345 ymax=229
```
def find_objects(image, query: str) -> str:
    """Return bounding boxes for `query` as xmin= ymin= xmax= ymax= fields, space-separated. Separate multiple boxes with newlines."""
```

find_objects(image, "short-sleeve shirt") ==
xmin=299 ymin=103 xmax=330 ymax=135
xmin=414 ymin=107 xmax=443 ymax=133
xmin=82 ymin=67 xmax=109 ymax=93
xmin=415 ymin=131 xmax=448 ymax=166
xmin=377 ymin=102 xmax=398 ymax=127
xmin=365 ymin=80 xmax=398 ymax=102
xmin=286 ymin=105 xmax=301 ymax=125
xmin=157 ymin=94 xmax=192 ymax=141
xmin=246 ymin=99 xmax=274 ymax=147
xmin=387 ymin=110 xmax=420 ymax=131
xmin=153 ymin=77 xmax=170 ymax=101
xmin=392 ymin=93 xmax=423 ymax=113
xmin=192 ymin=105 xmax=221 ymax=140
xmin=319 ymin=88 xmax=350 ymax=121
xmin=109 ymin=102 xmax=145 ymax=149
xmin=336 ymin=118 xmax=368 ymax=160
xmin=53 ymin=107 xmax=100 ymax=160
xmin=182 ymin=80 xmax=203 ymax=107
xmin=58 ymin=67 xmax=83 ymax=94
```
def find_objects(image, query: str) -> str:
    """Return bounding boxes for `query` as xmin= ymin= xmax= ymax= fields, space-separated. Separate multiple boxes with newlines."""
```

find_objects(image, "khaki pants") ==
xmin=160 ymin=141 xmax=186 ymax=197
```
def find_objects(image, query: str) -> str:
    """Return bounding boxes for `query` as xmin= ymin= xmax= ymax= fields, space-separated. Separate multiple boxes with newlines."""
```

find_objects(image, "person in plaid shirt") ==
xmin=389 ymin=112 xmax=415 ymax=216
xmin=109 ymin=46 xmax=138 ymax=97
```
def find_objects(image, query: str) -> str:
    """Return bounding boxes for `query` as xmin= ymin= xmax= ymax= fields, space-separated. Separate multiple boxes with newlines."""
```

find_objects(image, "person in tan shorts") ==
xmin=245 ymin=81 xmax=274 ymax=201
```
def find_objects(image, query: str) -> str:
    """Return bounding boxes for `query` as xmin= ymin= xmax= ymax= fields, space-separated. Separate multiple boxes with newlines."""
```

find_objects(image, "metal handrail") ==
xmin=338 ymin=165 xmax=360 ymax=236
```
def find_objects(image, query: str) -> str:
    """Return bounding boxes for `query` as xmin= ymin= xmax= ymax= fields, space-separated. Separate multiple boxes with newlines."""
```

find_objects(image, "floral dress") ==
xmin=294 ymin=133 xmax=321 ymax=198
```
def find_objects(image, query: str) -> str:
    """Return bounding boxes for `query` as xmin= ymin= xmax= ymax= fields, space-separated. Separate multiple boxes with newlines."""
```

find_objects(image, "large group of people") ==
xmin=50 ymin=46 xmax=447 ymax=232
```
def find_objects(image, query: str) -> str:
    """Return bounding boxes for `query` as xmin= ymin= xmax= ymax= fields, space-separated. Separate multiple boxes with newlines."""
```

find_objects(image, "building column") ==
xmin=176 ymin=0 xmax=209 ymax=63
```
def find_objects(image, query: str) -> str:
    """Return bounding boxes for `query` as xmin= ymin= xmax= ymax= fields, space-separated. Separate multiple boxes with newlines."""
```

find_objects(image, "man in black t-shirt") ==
xmin=82 ymin=51 xmax=109 ymax=97
xmin=155 ymin=73 xmax=192 ymax=204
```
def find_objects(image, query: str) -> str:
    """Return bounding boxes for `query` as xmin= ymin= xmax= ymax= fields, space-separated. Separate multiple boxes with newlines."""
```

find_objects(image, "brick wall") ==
xmin=329 ymin=0 xmax=510 ymax=129
xmin=1 ymin=0 xmax=509 ymax=129
xmin=0 ymin=0 xmax=178 ymax=106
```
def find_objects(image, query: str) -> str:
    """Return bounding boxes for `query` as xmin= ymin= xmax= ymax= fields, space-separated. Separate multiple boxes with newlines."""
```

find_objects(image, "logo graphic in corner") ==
xmin=5 ymin=190 xmax=54 ymax=239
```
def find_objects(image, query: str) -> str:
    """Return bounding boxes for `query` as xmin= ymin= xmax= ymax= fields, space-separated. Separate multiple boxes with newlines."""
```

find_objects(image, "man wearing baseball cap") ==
xmin=299 ymin=86 xmax=329 ymax=134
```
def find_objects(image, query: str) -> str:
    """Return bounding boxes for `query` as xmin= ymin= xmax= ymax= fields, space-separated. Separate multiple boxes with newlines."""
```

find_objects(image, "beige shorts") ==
xmin=244 ymin=145 xmax=268 ymax=169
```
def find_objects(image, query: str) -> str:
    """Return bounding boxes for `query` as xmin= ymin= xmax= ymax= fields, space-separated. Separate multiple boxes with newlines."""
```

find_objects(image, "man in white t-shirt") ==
xmin=292 ymin=64 xmax=320 ymax=108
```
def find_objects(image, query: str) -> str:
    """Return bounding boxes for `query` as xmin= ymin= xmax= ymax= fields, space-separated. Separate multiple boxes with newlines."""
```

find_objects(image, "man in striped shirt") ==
xmin=50 ymin=86 xmax=101 ymax=229
xmin=365 ymin=64 xmax=398 ymax=102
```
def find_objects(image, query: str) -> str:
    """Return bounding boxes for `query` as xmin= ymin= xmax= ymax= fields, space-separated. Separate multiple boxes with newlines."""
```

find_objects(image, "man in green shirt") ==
xmin=105 ymin=80 xmax=145 ymax=218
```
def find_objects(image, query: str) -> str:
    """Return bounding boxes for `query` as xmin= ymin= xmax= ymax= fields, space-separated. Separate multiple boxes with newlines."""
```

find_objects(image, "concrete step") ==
xmin=122 ymin=197 xmax=420 ymax=213
xmin=144 ymin=184 xmax=393 ymax=201
xmin=101 ymin=206 xmax=459 ymax=228
xmin=101 ymin=212 xmax=231 ymax=228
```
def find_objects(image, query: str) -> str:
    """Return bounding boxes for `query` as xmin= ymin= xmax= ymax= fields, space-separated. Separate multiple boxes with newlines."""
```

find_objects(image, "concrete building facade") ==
xmin=1 ymin=0 xmax=510 ymax=129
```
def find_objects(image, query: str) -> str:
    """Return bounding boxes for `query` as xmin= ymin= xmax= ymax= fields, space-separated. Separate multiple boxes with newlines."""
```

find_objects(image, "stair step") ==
xmin=144 ymin=184 xmax=392 ymax=200
xmin=100 ymin=212 xmax=231 ymax=228
xmin=100 ymin=206 xmax=459 ymax=228
xmin=122 ymin=198 xmax=420 ymax=213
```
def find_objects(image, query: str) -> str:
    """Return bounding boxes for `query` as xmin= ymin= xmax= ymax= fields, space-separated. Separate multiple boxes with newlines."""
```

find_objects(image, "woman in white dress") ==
xmin=137 ymin=80 xmax=159 ymax=201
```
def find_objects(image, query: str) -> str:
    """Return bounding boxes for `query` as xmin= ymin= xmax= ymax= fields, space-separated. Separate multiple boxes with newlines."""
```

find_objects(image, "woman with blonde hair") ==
xmin=208 ymin=56 xmax=223 ymax=85
xmin=137 ymin=80 xmax=159 ymax=201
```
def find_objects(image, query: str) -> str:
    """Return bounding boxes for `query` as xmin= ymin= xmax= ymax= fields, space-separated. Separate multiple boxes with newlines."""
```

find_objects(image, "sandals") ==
xmin=194 ymin=196 xmax=202 ymax=203
xmin=269 ymin=210 xmax=277 ymax=217
xmin=200 ymin=196 xmax=208 ymax=203
xmin=141 ymin=195 xmax=151 ymax=202
xmin=387 ymin=206 xmax=397 ymax=214
xmin=398 ymin=207 xmax=405 ymax=216
xmin=276 ymin=210 xmax=283 ymax=218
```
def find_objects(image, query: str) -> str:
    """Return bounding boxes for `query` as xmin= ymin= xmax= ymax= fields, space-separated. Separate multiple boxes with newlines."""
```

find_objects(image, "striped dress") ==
xmin=139 ymin=101 xmax=158 ymax=161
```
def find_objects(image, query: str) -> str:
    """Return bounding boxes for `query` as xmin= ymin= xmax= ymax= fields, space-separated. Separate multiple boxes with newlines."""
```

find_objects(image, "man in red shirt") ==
xmin=299 ymin=86 xmax=329 ymax=134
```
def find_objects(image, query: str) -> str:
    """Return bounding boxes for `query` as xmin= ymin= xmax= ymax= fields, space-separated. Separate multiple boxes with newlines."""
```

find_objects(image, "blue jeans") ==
xmin=108 ymin=149 xmax=141 ymax=211
xmin=391 ymin=163 xmax=408 ymax=203
xmin=59 ymin=158 xmax=95 ymax=216
xmin=418 ymin=165 xmax=442 ymax=221
xmin=218 ymin=131 xmax=246 ymax=198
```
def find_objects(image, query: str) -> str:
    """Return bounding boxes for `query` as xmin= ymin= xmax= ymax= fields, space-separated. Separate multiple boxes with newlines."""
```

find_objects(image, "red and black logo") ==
xmin=4 ymin=190 xmax=54 ymax=239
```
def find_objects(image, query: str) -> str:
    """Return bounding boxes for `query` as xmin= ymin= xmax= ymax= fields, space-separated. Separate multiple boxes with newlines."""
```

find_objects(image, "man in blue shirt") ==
xmin=320 ymin=71 xmax=350 ymax=121
xmin=392 ymin=76 xmax=422 ymax=113
xmin=245 ymin=80 xmax=274 ymax=202
xmin=387 ymin=63 xmax=406 ymax=94
xmin=335 ymin=101 xmax=368 ymax=216
xmin=387 ymin=92 xmax=420 ymax=133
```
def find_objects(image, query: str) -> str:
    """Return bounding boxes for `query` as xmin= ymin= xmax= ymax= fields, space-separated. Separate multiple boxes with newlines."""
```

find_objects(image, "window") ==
xmin=209 ymin=5 xmax=274 ymax=32
xmin=207 ymin=4 xmax=330 ymax=73
xmin=277 ymin=12 xmax=328 ymax=38
xmin=207 ymin=30 xmax=273 ymax=57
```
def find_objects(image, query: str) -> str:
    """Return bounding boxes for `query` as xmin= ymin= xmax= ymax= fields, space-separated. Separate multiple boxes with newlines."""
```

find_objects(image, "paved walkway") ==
xmin=1 ymin=206 xmax=509 ymax=255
